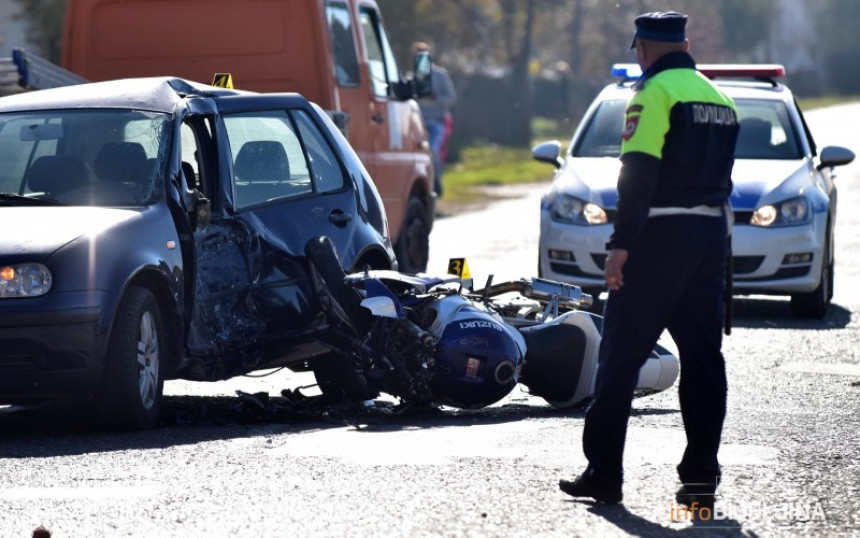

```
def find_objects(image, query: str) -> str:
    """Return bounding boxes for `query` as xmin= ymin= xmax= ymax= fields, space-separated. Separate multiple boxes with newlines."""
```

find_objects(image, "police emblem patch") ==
xmin=622 ymin=115 xmax=640 ymax=141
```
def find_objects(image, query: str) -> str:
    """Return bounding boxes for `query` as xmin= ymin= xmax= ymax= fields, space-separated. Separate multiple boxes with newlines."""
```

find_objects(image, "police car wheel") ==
xmin=790 ymin=241 xmax=831 ymax=319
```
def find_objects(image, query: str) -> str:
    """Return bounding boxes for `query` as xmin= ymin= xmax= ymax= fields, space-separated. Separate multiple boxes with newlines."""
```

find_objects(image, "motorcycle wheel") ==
xmin=304 ymin=236 xmax=371 ymax=335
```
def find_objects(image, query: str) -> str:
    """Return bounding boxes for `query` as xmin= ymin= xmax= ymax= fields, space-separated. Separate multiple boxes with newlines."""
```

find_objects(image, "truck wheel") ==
xmin=395 ymin=197 xmax=430 ymax=274
xmin=97 ymin=286 xmax=165 ymax=430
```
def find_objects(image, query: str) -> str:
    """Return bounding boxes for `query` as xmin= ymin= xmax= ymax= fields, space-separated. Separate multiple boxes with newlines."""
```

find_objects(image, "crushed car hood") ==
xmin=0 ymin=206 xmax=139 ymax=256
xmin=552 ymin=157 xmax=808 ymax=211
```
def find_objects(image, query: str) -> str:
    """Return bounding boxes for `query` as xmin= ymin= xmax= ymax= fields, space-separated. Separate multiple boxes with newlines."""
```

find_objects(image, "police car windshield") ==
xmin=572 ymin=100 xmax=627 ymax=158
xmin=571 ymin=97 xmax=802 ymax=160
xmin=734 ymin=99 xmax=802 ymax=160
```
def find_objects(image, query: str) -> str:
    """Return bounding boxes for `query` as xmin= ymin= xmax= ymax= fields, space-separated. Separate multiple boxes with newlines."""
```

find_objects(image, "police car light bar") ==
xmin=611 ymin=63 xmax=785 ymax=83
xmin=612 ymin=64 xmax=641 ymax=80
xmin=697 ymin=64 xmax=786 ymax=79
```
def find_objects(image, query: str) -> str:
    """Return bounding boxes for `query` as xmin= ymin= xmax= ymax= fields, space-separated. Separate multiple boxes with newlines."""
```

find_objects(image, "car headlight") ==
xmin=750 ymin=196 xmax=811 ymax=227
xmin=0 ymin=263 xmax=53 ymax=297
xmin=550 ymin=193 xmax=608 ymax=225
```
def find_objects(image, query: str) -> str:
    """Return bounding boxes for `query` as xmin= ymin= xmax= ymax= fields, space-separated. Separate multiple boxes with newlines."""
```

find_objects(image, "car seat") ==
xmin=737 ymin=117 xmax=773 ymax=158
xmin=94 ymin=142 xmax=149 ymax=183
xmin=233 ymin=141 xmax=291 ymax=206
xmin=26 ymin=155 xmax=89 ymax=197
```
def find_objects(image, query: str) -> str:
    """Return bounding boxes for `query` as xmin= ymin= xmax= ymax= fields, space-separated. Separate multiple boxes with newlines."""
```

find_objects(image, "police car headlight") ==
xmin=550 ymin=193 xmax=608 ymax=225
xmin=0 ymin=263 xmax=52 ymax=297
xmin=751 ymin=196 xmax=810 ymax=227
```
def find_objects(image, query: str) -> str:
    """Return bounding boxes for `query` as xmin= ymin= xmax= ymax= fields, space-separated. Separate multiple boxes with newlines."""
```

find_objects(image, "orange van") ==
xmin=61 ymin=0 xmax=435 ymax=272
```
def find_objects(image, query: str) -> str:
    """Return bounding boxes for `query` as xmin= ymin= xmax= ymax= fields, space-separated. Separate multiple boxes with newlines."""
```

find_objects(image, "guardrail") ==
xmin=0 ymin=48 xmax=87 ymax=93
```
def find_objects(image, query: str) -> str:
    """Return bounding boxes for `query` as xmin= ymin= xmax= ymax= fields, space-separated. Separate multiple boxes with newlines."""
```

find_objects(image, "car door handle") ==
xmin=329 ymin=211 xmax=353 ymax=226
xmin=371 ymin=113 xmax=385 ymax=124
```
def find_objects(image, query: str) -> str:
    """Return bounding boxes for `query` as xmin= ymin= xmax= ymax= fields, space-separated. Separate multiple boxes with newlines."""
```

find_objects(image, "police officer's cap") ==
xmin=630 ymin=11 xmax=687 ymax=49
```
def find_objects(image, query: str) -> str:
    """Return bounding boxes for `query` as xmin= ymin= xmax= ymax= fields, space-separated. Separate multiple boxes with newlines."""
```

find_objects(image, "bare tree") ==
xmin=13 ymin=0 xmax=66 ymax=62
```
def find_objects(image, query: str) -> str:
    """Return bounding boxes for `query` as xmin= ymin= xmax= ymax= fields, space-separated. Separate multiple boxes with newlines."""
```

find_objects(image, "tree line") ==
xmin=12 ymin=0 xmax=860 ymax=151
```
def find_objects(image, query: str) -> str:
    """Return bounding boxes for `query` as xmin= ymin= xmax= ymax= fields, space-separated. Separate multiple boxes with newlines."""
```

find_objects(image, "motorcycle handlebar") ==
xmin=469 ymin=277 xmax=593 ymax=310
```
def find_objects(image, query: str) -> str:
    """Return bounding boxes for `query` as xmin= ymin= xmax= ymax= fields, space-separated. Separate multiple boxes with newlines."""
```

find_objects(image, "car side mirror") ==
xmin=413 ymin=50 xmax=432 ymax=98
xmin=818 ymin=145 xmax=855 ymax=170
xmin=532 ymin=140 xmax=563 ymax=169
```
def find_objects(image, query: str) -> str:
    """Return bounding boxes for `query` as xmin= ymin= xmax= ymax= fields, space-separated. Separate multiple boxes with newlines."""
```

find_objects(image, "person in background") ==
xmin=558 ymin=11 xmax=738 ymax=512
xmin=413 ymin=41 xmax=457 ymax=198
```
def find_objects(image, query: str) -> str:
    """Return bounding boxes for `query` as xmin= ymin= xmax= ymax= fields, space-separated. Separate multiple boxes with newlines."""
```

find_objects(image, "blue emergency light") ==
xmin=611 ymin=63 xmax=641 ymax=80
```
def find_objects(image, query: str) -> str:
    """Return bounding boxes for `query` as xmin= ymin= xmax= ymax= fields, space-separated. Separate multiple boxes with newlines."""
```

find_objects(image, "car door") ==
xmin=185 ymin=96 xmax=361 ymax=368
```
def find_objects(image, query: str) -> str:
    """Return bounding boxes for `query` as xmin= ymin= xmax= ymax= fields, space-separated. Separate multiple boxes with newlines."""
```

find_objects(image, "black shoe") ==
xmin=675 ymin=483 xmax=717 ymax=510
xmin=559 ymin=468 xmax=622 ymax=504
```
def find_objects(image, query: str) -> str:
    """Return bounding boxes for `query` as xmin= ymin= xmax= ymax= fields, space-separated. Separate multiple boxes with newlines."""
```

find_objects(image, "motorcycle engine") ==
xmin=424 ymin=295 xmax=525 ymax=408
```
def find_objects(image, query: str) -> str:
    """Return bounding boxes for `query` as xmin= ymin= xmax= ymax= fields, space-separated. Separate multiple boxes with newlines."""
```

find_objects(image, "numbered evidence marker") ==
xmin=211 ymin=73 xmax=234 ymax=88
xmin=447 ymin=258 xmax=473 ymax=291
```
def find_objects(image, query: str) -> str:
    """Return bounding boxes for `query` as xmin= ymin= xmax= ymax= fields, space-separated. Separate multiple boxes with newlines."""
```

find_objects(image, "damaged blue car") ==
xmin=0 ymin=77 xmax=396 ymax=429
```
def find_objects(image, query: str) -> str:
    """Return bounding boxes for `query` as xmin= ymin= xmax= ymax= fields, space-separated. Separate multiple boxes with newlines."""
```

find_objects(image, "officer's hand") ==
xmin=604 ymin=248 xmax=628 ymax=291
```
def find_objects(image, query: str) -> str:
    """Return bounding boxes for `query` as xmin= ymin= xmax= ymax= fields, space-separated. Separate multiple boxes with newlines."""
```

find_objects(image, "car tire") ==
xmin=394 ymin=197 xmax=430 ymax=274
xmin=97 ymin=286 xmax=165 ymax=430
xmin=790 ymin=240 xmax=831 ymax=318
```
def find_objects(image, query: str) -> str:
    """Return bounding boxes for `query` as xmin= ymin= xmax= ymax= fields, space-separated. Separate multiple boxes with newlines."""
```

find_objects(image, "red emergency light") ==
xmin=697 ymin=64 xmax=786 ymax=79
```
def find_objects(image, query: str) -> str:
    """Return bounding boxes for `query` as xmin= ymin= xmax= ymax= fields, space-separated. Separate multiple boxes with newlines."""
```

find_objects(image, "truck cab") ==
xmin=61 ymin=0 xmax=435 ymax=273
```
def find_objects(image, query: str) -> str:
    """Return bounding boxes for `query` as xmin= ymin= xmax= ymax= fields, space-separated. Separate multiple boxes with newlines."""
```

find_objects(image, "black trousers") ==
xmin=582 ymin=214 xmax=729 ymax=485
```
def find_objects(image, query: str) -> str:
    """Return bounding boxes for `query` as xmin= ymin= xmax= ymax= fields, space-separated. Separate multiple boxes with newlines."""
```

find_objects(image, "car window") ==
xmin=359 ymin=7 xmax=400 ymax=98
xmin=734 ymin=99 xmax=802 ymax=159
xmin=571 ymin=96 xmax=803 ymax=161
xmin=292 ymin=109 xmax=346 ymax=194
xmin=224 ymin=110 xmax=313 ymax=209
xmin=572 ymin=99 xmax=628 ymax=158
xmin=326 ymin=1 xmax=360 ymax=87
xmin=0 ymin=109 xmax=168 ymax=206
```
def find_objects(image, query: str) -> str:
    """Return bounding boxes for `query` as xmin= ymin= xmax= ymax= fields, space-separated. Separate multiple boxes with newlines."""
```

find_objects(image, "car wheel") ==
xmin=790 ymin=241 xmax=831 ymax=318
xmin=394 ymin=197 xmax=430 ymax=274
xmin=305 ymin=236 xmax=370 ymax=335
xmin=97 ymin=286 xmax=165 ymax=430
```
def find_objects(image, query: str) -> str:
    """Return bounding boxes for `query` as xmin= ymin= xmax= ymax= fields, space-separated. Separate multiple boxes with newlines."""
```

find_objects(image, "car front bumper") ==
xmin=731 ymin=219 xmax=825 ymax=295
xmin=539 ymin=212 xmax=610 ymax=290
xmin=540 ymin=211 xmax=826 ymax=296
xmin=0 ymin=292 xmax=107 ymax=402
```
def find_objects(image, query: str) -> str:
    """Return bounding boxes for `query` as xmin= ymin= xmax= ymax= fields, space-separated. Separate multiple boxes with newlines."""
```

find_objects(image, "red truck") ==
xmin=60 ymin=0 xmax=436 ymax=272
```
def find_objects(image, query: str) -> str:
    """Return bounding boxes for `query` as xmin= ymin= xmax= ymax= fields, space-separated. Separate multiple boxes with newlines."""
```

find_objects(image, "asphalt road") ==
xmin=2 ymin=105 xmax=860 ymax=538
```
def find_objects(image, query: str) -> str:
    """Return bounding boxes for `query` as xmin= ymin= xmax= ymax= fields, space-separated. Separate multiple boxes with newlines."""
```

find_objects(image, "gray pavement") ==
xmin=1 ymin=105 xmax=860 ymax=537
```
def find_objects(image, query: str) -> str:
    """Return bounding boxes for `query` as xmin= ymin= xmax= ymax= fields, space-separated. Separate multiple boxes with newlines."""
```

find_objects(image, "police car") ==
xmin=533 ymin=64 xmax=855 ymax=318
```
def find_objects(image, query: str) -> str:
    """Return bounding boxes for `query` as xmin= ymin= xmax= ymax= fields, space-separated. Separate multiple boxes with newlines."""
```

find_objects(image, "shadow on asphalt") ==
xmin=0 ymin=392 xmax=678 ymax=457
xmin=585 ymin=502 xmax=750 ymax=537
xmin=729 ymin=297 xmax=850 ymax=330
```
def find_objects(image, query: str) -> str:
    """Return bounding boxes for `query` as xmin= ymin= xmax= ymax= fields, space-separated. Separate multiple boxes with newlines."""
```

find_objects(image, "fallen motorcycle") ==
xmin=304 ymin=236 xmax=678 ymax=411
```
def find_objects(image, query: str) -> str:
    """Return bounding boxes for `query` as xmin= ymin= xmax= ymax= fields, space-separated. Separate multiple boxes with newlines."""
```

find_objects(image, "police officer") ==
xmin=559 ymin=11 xmax=738 ymax=509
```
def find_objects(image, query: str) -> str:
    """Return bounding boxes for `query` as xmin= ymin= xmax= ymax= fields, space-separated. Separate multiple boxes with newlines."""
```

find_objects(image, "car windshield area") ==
xmin=571 ymin=96 xmax=802 ymax=160
xmin=0 ymin=109 xmax=171 ymax=207
xmin=734 ymin=98 xmax=802 ymax=159
xmin=572 ymin=99 xmax=629 ymax=158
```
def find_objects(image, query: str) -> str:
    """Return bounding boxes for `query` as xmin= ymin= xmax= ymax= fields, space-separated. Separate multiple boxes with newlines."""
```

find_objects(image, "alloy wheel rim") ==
xmin=137 ymin=311 xmax=160 ymax=409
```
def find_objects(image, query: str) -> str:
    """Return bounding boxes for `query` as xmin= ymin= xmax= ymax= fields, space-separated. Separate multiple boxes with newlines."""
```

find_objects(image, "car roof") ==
xmin=0 ymin=77 xmax=253 ymax=114
xmin=595 ymin=74 xmax=795 ymax=104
